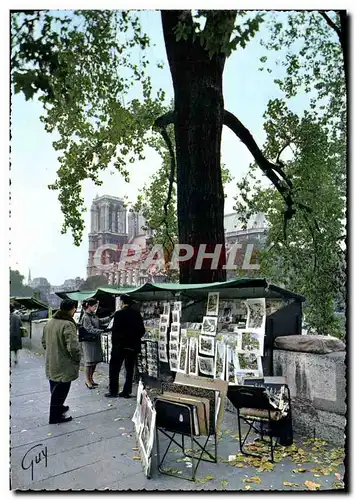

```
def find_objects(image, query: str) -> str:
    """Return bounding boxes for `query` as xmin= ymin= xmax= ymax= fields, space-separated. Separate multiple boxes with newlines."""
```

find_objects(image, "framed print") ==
xmin=158 ymin=341 xmax=168 ymax=362
xmin=202 ymin=316 xmax=218 ymax=336
xmin=169 ymin=359 xmax=178 ymax=372
xmin=240 ymin=330 xmax=264 ymax=355
xmin=198 ymin=335 xmax=215 ymax=356
xmin=163 ymin=302 xmax=171 ymax=316
xmin=159 ymin=324 xmax=167 ymax=335
xmin=172 ymin=310 xmax=180 ymax=324
xmin=169 ymin=341 xmax=179 ymax=352
xmin=245 ymin=298 xmax=266 ymax=331
xmin=214 ymin=341 xmax=226 ymax=380
xmin=206 ymin=292 xmax=219 ymax=316
xmin=198 ymin=356 xmax=214 ymax=376
xmin=188 ymin=337 xmax=198 ymax=376
xmin=236 ymin=352 xmax=263 ymax=376
xmin=173 ymin=301 xmax=182 ymax=312
xmin=177 ymin=336 xmax=188 ymax=373
xmin=170 ymin=332 xmax=180 ymax=343
xmin=160 ymin=314 xmax=169 ymax=325
xmin=170 ymin=322 xmax=180 ymax=334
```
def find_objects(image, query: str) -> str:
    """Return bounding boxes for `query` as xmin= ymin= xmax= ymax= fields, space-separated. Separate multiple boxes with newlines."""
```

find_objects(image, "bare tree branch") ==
xmin=319 ymin=11 xmax=341 ymax=37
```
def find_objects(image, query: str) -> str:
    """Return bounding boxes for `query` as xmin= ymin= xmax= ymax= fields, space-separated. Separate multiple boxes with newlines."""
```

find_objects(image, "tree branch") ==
xmin=319 ymin=11 xmax=341 ymax=37
xmin=153 ymin=112 xmax=176 ymax=256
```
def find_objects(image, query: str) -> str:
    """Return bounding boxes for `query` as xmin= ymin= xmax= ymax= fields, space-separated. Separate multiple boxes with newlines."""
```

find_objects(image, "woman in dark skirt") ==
xmin=81 ymin=299 xmax=111 ymax=389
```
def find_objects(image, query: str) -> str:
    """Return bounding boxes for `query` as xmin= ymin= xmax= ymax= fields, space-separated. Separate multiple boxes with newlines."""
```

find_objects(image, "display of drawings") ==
xmin=206 ymin=292 xmax=219 ymax=316
xmin=132 ymin=380 xmax=157 ymax=478
xmin=245 ymin=298 xmax=266 ymax=331
xmin=101 ymin=334 xmax=112 ymax=364
xmin=202 ymin=316 xmax=218 ymax=336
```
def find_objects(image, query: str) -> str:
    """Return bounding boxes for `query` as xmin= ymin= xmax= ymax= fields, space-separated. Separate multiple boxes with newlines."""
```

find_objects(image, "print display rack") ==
xmin=136 ymin=339 xmax=160 ymax=380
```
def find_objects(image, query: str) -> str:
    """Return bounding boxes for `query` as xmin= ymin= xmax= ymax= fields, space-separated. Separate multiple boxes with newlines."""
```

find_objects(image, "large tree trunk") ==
xmin=161 ymin=11 xmax=236 ymax=284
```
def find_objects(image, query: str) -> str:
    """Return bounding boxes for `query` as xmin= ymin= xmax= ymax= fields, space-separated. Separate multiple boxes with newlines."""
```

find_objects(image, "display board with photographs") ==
xmin=188 ymin=337 xmax=198 ymax=376
xmin=101 ymin=334 xmax=112 ymax=364
xmin=202 ymin=316 xmax=218 ymax=336
xmin=206 ymin=292 xmax=219 ymax=316
xmin=245 ymin=298 xmax=266 ymax=331
xmin=178 ymin=335 xmax=189 ymax=373
xmin=132 ymin=380 xmax=156 ymax=478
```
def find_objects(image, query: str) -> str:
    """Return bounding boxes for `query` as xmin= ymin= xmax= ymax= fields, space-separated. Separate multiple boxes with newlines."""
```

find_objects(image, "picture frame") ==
xmin=245 ymin=298 xmax=266 ymax=331
xmin=201 ymin=316 xmax=218 ymax=336
xmin=206 ymin=292 xmax=219 ymax=316
xmin=213 ymin=341 xmax=226 ymax=380
xmin=173 ymin=301 xmax=182 ymax=312
xmin=163 ymin=302 xmax=171 ymax=316
xmin=198 ymin=356 xmax=214 ymax=376
xmin=198 ymin=335 xmax=215 ymax=356
xmin=177 ymin=336 xmax=188 ymax=373
xmin=236 ymin=352 xmax=263 ymax=376
xmin=188 ymin=337 xmax=198 ymax=376
xmin=169 ymin=359 xmax=178 ymax=372
xmin=239 ymin=329 xmax=264 ymax=356
xmin=160 ymin=314 xmax=169 ymax=325
xmin=172 ymin=310 xmax=180 ymax=324
xmin=170 ymin=332 xmax=180 ymax=343
xmin=169 ymin=341 xmax=179 ymax=352
xmin=170 ymin=322 xmax=180 ymax=334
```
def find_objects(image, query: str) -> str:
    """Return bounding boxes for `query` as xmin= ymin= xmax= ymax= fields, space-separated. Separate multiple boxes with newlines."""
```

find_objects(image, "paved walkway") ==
xmin=10 ymin=349 xmax=345 ymax=491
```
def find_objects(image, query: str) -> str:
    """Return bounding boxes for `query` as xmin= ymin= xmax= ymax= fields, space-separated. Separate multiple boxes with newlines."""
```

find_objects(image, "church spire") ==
xmin=28 ymin=269 xmax=32 ymax=285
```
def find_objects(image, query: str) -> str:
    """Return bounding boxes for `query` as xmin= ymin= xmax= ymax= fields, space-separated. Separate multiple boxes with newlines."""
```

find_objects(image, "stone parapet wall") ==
xmin=273 ymin=349 xmax=346 ymax=445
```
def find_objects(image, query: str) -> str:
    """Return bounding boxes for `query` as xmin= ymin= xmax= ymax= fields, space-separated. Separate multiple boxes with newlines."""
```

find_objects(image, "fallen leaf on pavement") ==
xmin=283 ymin=482 xmax=299 ymax=487
xmin=292 ymin=468 xmax=307 ymax=473
xmin=47 ymin=433 xmax=52 ymax=436
xmin=119 ymin=427 xmax=125 ymax=430
xmin=132 ymin=447 xmax=138 ymax=451
xmin=221 ymin=480 xmax=229 ymax=487
xmin=244 ymin=485 xmax=252 ymax=490
xmin=132 ymin=456 xmax=141 ymax=460
xmin=243 ymin=477 xmax=261 ymax=484
xmin=305 ymin=480 xmax=321 ymax=491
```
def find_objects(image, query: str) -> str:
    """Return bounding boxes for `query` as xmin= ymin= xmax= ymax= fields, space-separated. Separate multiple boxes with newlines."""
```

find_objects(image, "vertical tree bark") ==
xmin=161 ymin=10 xmax=236 ymax=284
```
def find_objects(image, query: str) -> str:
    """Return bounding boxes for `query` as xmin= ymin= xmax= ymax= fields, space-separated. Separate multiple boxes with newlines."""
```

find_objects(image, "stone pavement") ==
xmin=10 ymin=349 xmax=346 ymax=491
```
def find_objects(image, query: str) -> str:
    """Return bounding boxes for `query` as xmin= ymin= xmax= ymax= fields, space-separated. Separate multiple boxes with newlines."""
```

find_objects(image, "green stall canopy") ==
xmin=56 ymin=279 xmax=305 ymax=304
xmin=10 ymin=296 xmax=49 ymax=310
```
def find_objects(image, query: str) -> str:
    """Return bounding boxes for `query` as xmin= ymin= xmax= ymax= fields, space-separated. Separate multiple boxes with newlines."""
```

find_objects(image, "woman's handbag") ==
xmin=78 ymin=316 xmax=98 ymax=342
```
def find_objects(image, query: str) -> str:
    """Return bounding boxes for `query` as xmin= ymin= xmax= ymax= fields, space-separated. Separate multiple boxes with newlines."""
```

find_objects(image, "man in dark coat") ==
xmin=105 ymin=294 xmax=145 ymax=398
xmin=10 ymin=304 xmax=22 ymax=365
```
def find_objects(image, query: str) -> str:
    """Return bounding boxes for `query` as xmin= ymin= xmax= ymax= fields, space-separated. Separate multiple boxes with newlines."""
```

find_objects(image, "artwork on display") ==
xmin=172 ymin=311 xmax=180 ymax=324
xmin=169 ymin=341 xmax=179 ymax=353
xmin=245 ymin=298 xmax=266 ymax=331
xmin=163 ymin=302 xmax=171 ymax=316
xmin=226 ymin=347 xmax=236 ymax=384
xmin=101 ymin=334 xmax=112 ymax=364
xmin=206 ymin=292 xmax=219 ymax=316
xmin=132 ymin=381 xmax=156 ymax=478
xmin=177 ymin=336 xmax=189 ymax=373
xmin=160 ymin=315 xmax=169 ymax=325
xmin=198 ymin=335 xmax=215 ymax=357
xmin=159 ymin=332 xmax=167 ymax=343
xmin=236 ymin=352 xmax=263 ymax=375
xmin=198 ymin=356 xmax=214 ymax=376
xmin=188 ymin=337 xmax=198 ymax=376
xmin=170 ymin=332 xmax=180 ymax=343
xmin=169 ymin=359 xmax=178 ymax=371
xmin=202 ymin=316 xmax=218 ymax=336
xmin=169 ymin=351 xmax=178 ymax=361
xmin=240 ymin=330 xmax=264 ymax=355
xmin=170 ymin=323 xmax=180 ymax=334
xmin=180 ymin=328 xmax=188 ymax=336
xmin=213 ymin=341 xmax=226 ymax=380
xmin=159 ymin=324 xmax=168 ymax=335
xmin=173 ymin=301 xmax=182 ymax=312
xmin=158 ymin=342 xmax=168 ymax=362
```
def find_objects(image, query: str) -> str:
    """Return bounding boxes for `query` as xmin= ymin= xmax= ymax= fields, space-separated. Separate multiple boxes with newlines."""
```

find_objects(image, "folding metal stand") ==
xmin=228 ymin=385 xmax=292 ymax=463
xmin=155 ymin=399 xmax=217 ymax=481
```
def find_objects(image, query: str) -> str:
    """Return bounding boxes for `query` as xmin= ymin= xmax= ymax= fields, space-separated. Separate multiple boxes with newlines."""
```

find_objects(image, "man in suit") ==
xmin=105 ymin=294 xmax=145 ymax=398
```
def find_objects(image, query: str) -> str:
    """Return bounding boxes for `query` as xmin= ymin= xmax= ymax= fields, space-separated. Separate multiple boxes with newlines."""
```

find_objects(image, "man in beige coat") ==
xmin=42 ymin=299 xmax=81 ymax=424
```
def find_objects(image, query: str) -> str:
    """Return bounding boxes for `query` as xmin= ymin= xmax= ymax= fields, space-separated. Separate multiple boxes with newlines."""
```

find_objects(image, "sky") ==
xmin=10 ymin=10 xmax=312 ymax=285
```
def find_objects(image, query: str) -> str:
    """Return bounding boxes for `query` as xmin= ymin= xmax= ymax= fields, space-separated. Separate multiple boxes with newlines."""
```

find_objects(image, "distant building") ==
xmin=224 ymin=212 xmax=268 ymax=279
xmin=29 ymin=277 xmax=51 ymax=303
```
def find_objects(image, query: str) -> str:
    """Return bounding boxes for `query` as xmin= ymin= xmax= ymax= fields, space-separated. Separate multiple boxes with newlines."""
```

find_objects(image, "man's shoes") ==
xmin=49 ymin=416 xmax=73 ymax=424
xmin=92 ymin=382 xmax=99 ymax=387
xmin=104 ymin=392 xmax=118 ymax=398
xmin=61 ymin=405 xmax=69 ymax=413
xmin=119 ymin=392 xmax=131 ymax=399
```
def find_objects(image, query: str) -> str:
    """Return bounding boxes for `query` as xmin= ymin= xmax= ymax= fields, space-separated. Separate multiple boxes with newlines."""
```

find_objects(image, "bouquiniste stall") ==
xmin=57 ymin=279 xmax=304 ymax=479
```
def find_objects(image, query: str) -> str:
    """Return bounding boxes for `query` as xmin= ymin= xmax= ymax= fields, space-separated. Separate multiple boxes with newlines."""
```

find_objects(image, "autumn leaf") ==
xmin=305 ymin=480 xmax=321 ymax=490
xmin=221 ymin=480 xmax=229 ymax=486
xmin=283 ymin=481 xmax=299 ymax=487
xmin=243 ymin=476 xmax=261 ymax=484
xmin=132 ymin=447 xmax=138 ymax=451
xmin=132 ymin=455 xmax=141 ymax=460
xmin=244 ymin=485 xmax=252 ymax=490
xmin=292 ymin=468 xmax=307 ymax=473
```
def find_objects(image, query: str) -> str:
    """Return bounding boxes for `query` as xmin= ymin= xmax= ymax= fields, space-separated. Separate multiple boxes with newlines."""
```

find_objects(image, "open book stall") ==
xmin=56 ymin=280 xmax=304 ymax=479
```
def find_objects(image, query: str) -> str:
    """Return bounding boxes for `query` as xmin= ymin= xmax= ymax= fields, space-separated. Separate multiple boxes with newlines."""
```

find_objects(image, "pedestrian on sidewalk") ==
xmin=105 ymin=294 xmax=145 ymax=399
xmin=10 ymin=304 xmax=22 ymax=366
xmin=81 ymin=299 xmax=111 ymax=389
xmin=42 ymin=299 xmax=81 ymax=424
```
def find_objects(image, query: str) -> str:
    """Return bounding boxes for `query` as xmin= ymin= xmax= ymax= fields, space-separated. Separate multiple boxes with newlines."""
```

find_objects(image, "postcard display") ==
xmin=179 ymin=293 xmax=266 ymax=385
